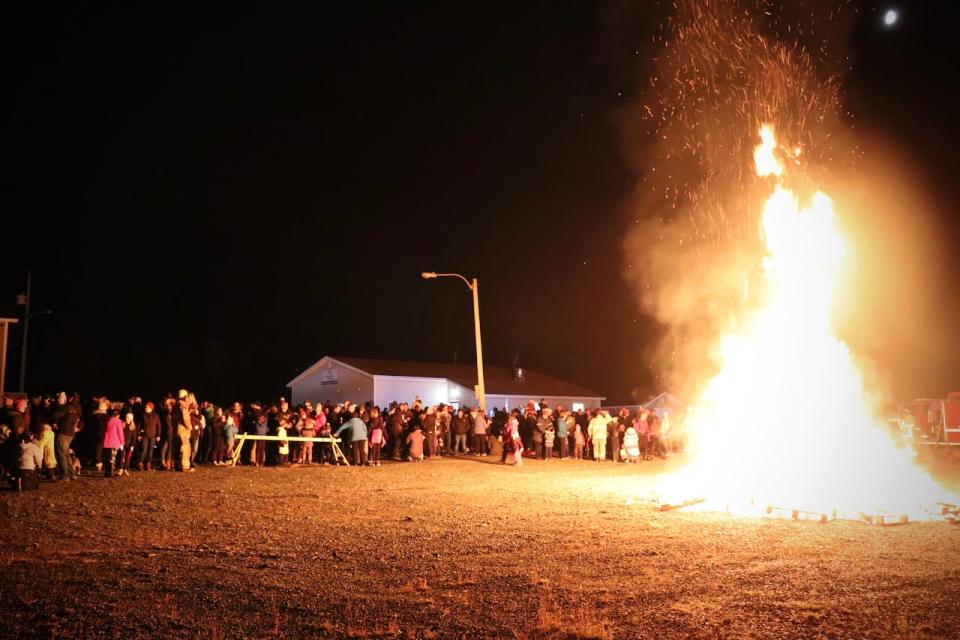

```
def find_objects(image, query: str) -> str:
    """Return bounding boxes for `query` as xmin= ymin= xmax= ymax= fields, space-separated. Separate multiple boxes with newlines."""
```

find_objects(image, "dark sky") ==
xmin=2 ymin=1 xmax=957 ymax=405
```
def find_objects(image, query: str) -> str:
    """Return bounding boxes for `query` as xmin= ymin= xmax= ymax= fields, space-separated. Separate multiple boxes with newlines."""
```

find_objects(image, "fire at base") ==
xmin=655 ymin=125 xmax=957 ymax=522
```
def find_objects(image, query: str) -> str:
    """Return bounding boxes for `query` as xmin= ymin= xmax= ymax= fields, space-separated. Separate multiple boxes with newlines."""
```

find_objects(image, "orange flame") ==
xmin=656 ymin=125 xmax=954 ymax=519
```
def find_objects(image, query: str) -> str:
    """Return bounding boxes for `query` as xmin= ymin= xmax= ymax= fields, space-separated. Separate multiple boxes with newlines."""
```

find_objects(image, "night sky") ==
xmin=3 ymin=1 xmax=958 ymax=405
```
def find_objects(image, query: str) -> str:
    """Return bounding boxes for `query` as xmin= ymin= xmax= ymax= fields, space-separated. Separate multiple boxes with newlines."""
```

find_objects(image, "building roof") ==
xmin=290 ymin=355 xmax=604 ymax=399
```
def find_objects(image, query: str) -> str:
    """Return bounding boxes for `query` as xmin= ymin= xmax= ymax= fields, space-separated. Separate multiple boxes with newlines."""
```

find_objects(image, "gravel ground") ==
xmin=1 ymin=454 xmax=959 ymax=639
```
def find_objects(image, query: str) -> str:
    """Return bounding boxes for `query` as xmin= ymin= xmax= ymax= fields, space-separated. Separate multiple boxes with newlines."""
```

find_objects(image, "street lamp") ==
xmin=421 ymin=271 xmax=486 ymax=412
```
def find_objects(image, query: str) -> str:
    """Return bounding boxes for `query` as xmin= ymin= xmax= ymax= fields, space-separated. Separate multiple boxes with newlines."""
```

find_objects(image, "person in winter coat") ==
xmin=92 ymin=399 xmax=109 ymax=472
xmin=422 ymin=406 xmax=439 ymax=459
xmin=634 ymin=412 xmax=651 ymax=460
xmin=451 ymin=408 xmax=470 ymax=454
xmin=543 ymin=420 xmax=556 ymax=461
xmin=607 ymin=417 xmax=621 ymax=463
xmin=389 ymin=404 xmax=407 ymax=461
xmin=16 ymin=432 xmax=43 ymax=490
xmin=335 ymin=412 xmax=368 ymax=466
xmin=102 ymin=410 xmax=125 ymax=477
xmin=119 ymin=412 xmax=138 ymax=475
xmin=277 ymin=418 xmax=290 ymax=466
xmin=406 ymin=425 xmax=425 ymax=461
xmin=573 ymin=423 xmax=585 ymax=460
xmin=211 ymin=407 xmax=227 ymax=465
xmin=557 ymin=407 xmax=574 ymax=460
xmin=139 ymin=401 xmax=160 ymax=470
xmin=472 ymin=408 xmax=488 ymax=455
xmin=52 ymin=392 xmax=82 ymax=481
xmin=587 ymin=411 xmax=610 ymax=461
xmin=535 ymin=409 xmax=554 ymax=459
xmin=623 ymin=424 xmax=641 ymax=463
xmin=224 ymin=415 xmax=238 ymax=465
xmin=503 ymin=414 xmax=523 ymax=466
xmin=253 ymin=412 xmax=268 ymax=466
xmin=367 ymin=407 xmax=385 ymax=466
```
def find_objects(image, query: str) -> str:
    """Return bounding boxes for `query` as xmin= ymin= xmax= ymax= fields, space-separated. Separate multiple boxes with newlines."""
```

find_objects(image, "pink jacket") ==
xmin=102 ymin=416 xmax=125 ymax=448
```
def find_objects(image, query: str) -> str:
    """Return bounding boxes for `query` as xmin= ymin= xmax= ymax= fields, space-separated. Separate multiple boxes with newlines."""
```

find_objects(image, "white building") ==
xmin=287 ymin=355 xmax=605 ymax=411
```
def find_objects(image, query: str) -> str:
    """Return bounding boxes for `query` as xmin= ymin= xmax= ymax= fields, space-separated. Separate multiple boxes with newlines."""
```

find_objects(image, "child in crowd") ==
xmin=368 ymin=407 xmax=384 ymax=467
xmin=16 ymin=432 xmax=42 ymax=490
xmin=277 ymin=418 xmax=290 ymax=466
xmin=573 ymin=423 xmax=585 ymax=460
xmin=120 ymin=412 xmax=138 ymax=475
xmin=299 ymin=417 xmax=315 ymax=464
xmin=543 ymin=421 xmax=555 ymax=461
xmin=623 ymin=423 xmax=641 ymax=463
xmin=223 ymin=415 xmax=237 ymax=465
xmin=504 ymin=414 xmax=523 ymax=466
xmin=406 ymin=425 xmax=425 ymax=461
xmin=102 ymin=410 xmax=125 ymax=478
xmin=254 ymin=413 xmax=268 ymax=466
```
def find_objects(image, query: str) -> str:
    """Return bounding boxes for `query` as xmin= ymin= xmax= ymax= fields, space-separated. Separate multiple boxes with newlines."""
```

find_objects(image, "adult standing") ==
xmin=175 ymin=389 xmax=194 ymax=472
xmin=588 ymin=410 xmax=610 ymax=462
xmin=101 ymin=410 xmax=124 ymax=478
xmin=472 ymin=407 xmax=488 ymax=456
xmin=91 ymin=399 xmax=109 ymax=473
xmin=556 ymin=409 xmax=572 ymax=460
xmin=451 ymin=408 xmax=470 ymax=455
xmin=52 ymin=392 xmax=82 ymax=481
xmin=139 ymin=402 xmax=160 ymax=470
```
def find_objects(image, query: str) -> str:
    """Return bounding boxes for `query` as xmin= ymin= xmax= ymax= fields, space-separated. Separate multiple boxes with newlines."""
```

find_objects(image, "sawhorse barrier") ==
xmin=231 ymin=434 xmax=350 ymax=466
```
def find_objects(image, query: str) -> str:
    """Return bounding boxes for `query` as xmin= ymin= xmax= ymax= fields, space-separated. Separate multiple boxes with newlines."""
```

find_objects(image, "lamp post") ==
xmin=421 ymin=272 xmax=486 ymax=412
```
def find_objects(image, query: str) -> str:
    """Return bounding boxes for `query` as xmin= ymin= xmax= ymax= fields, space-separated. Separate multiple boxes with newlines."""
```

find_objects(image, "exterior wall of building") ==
xmin=485 ymin=395 xmax=604 ymax=412
xmin=290 ymin=359 xmax=374 ymax=406
xmin=373 ymin=376 xmax=463 ymax=408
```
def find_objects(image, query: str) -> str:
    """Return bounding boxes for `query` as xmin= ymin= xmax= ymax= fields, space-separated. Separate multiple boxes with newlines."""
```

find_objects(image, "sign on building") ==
xmin=320 ymin=369 xmax=338 ymax=386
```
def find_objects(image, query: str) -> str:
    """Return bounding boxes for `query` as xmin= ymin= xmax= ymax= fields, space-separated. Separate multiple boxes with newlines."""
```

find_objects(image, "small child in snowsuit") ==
xmin=543 ymin=423 xmax=555 ymax=461
xmin=573 ymin=423 xmax=585 ymax=460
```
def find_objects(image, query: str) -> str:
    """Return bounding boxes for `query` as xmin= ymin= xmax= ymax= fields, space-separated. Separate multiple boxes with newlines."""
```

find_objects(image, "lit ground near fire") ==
xmin=2 ymin=454 xmax=959 ymax=639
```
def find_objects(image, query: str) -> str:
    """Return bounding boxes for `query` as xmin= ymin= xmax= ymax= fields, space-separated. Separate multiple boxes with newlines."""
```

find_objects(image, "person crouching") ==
xmin=16 ymin=432 xmax=42 ymax=490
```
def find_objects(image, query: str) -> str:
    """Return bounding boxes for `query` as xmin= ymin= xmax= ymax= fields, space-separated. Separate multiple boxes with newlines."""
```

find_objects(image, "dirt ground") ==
xmin=2 ymin=452 xmax=960 ymax=640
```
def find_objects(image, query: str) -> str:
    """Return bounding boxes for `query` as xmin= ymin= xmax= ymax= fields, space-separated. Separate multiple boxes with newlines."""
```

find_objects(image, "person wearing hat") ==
xmin=175 ymin=389 xmax=194 ymax=472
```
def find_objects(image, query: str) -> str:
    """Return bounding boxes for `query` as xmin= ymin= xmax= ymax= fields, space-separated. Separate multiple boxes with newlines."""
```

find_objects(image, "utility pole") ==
xmin=18 ymin=270 xmax=31 ymax=393
xmin=421 ymin=271 xmax=487 ymax=413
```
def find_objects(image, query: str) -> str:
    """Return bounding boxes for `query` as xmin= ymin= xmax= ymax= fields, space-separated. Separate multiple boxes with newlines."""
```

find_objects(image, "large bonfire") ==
xmin=656 ymin=124 xmax=954 ymax=519
xmin=623 ymin=1 xmax=956 ymax=519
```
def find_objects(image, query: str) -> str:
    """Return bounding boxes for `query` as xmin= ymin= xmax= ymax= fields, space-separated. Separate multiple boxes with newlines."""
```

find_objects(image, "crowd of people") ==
xmin=0 ymin=390 xmax=681 ymax=489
